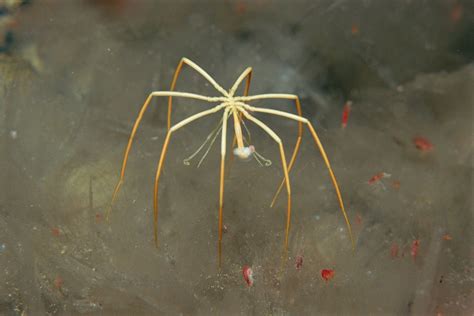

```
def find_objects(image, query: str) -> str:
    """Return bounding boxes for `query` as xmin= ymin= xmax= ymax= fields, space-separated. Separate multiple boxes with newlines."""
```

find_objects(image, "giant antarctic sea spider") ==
xmin=106 ymin=58 xmax=354 ymax=265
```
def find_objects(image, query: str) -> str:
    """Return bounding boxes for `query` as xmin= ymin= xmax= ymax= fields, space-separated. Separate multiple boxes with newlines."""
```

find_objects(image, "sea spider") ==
xmin=106 ymin=58 xmax=354 ymax=265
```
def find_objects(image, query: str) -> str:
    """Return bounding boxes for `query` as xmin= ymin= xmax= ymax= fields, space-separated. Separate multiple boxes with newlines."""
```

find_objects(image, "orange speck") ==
xmin=235 ymin=1 xmax=247 ymax=14
xmin=351 ymin=24 xmax=359 ymax=35
xmin=411 ymin=239 xmax=420 ymax=260
xmin=54 ymin=276 xmax=63 ymax=289
xmin=321 ymin=269 xmax=335 ymax=282
xmin=413 ymin=136 xmax=433 ymax=152
xmin=368 ymin=172 xmax=390 ymax=185
xmin=95 ymin=213 xmax=103 ymax=223
xmin=392 ymin=180 xmax=401 ymax=190
xmin=89 ymin=0 xmax=128 ymax=15
xmin=51 ymin=227 xmax=61 ymax=237
xmin=450 ymin=3 xmax=463 ymax=23
xmin=6 ymin=18 xmax=18 ymax=29
xmin=295 ymin=255 xmax=303 ymax=270
xmin=390 ymin=243 xmax=399 ymax=258
xmin=442 ymin=234 xmax=452 ymax=241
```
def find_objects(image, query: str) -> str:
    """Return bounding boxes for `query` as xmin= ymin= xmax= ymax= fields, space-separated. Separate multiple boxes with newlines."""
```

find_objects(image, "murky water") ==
xmin=0 ymin=1 xmax=472 ymax=315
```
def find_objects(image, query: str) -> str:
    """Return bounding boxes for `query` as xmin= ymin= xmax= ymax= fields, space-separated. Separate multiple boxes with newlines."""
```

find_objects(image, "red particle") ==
xmin=442 ymin=234 xmax=452 ymax=241
xmin=51 ymin=227 xmax=61 ymax=237
xmin=6 ymin=18 xmax=18 ymax=29
xmin=95 ymin=213 xmax=103 ymax=223
xmin=392 ymin=180 xmax=401 ymax=190
xmin=351 ymin=24 xmax=359 ymax=35
xmin=88 ymin=0 xmax=128 ymax=15
xmin=54 ymin=276 xmax=63 ymax=289
xmin=368 ymin=172 xmax=390 ymax=185
xmin=242 ymin=265 xmax=254 ymax=287
xmin=321 ymin=269 xmax=335 ymax=282
xmin=235 ymin=1 xmax=247 ymax=15
xmin=413 ymin=136 xmax=433 ymax=152
xmin=341 ymin=101 xmax=352 ymax=128
xmin=411 ymin=239 xmax=420 ymax=260
xmin=356 ymin=214 xmax=362 ymax=225
xmin=390 ymin=243 xmax=399 ymax=258
xmin=295 ymin=255 xmax=303 ymax=270
xmin=450 ymin=3 xmax=463 ymax=23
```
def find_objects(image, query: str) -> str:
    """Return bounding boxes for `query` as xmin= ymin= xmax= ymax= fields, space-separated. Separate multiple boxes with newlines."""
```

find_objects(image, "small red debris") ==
xmin=351 ymin=24 xmax=359 ymax=35
xmin=54 ymin=276 xmax=63 ymax=289
xmin=442 ymin=234 xmax=452 ymax=241
xmin=88 ymin=0 xmax=128 ymax=15
xmin=450 ymin=3 xmax=463 ymax=23
xmin=295 ymin=255 xmax=303 ymax=270
xmin=242 ymin=265 xmax=254 ymax=287
xmin=95 ymin=213 xmax=103 ymax=223
xmin=411 ymin=239 xmax=420 ymax=260
xmin=51 ymin=227 xmax=61 ymax=237
xmin=413 ymin=136 xmax=433 ymax=152
xmin=392 ymin=180 xmax=401 ymax=190
xmin=235 ymin=1 xmax=247 ymax=14
xmin=341 ymin=101 xmax=352 ymax=128
xmin=368 ymin=172 xmax=391 ymax=185
xmin=321 ymin=269 xmax=335 ymax=282
xmin=390 ymin=243 xmax=399 ymax=259
xmin=356 ymin=214 xmax=362 ymax=225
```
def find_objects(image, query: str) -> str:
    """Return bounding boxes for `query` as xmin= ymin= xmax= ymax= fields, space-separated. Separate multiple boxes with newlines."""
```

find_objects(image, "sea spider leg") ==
xmin=106 ymin=91 xmax=225 ymax=220
xmin=229 ymin=67 xmax=253 ymax=97
xmin=153 ymin=103 xmax=227 ymax=247
xmin=232 ymin=94 xmax=303 ymax=197
xmin=239 ymin=102 xmax=355 ymax=249
xmin=167 ymin=58 xmax=229 ymax=129
xmin=238 ymin=108 xmax=293 ymax=251
xmin=267 ymin=97 xmax=303 ymax=207
xmin=218 ymin=108 xmax=231 ymax=267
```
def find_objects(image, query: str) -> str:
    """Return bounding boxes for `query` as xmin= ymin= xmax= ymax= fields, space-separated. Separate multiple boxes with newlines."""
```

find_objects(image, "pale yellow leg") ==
xmin=152 ymin=104 xmax=226 ymax=247
xmin=270 ymin=96 xmax=303 ymax=207
xmin=217 ymin=109 xmax=230 ymax=267
xmin=226 ymin=68 xmax=252 ymax=176
xmin=240 ymin=110 xmax=292 ymax=250
xmin=106 ymin=91 xmax=222 ymax=220
xmin=167 ymin=57 xmax=229 ymax=130
xmin=237 ymin=103 xmax=354 ymax=249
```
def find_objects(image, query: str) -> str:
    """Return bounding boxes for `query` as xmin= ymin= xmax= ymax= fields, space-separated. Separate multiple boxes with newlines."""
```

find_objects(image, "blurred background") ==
xmin=0 ymin=0 xmax=472 ymax=314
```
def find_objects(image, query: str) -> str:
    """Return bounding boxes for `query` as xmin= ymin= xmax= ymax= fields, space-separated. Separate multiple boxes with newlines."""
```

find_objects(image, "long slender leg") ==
xmin=233 ymin=93 xmax=304 ymax=204
xmin=269 ymin=96 xmax=303 ymax=207
xmin=153 ymin=104 xmax=226 ymax=247
xmin=167 ymin=58 xmax=228 ymax=130
xmin=218 ymin=108 xmax=230 ymax=267
xmin=229 ymin=67 xmax=253 ymax=97
xmin=239 ymin=109 xmax=293 ymax=251
xmin=105 ymin=91 xmax=223 ymax=220
xmin=240 ymin=104 xmax=355 ymax=249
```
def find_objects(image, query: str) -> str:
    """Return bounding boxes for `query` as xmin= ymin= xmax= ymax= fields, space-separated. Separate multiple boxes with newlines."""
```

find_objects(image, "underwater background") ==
xmin=0 ymin=0 xmax=472 ymax=314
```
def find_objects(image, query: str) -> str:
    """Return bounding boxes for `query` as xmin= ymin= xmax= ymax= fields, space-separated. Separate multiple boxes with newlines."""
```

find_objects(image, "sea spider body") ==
xmin=107 ymin=58 xmax=354 ymax=266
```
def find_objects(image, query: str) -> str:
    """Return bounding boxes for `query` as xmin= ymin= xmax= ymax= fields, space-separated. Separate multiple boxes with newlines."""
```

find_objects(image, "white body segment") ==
xmin=233 ymin=145 xmax=255 ymax=160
